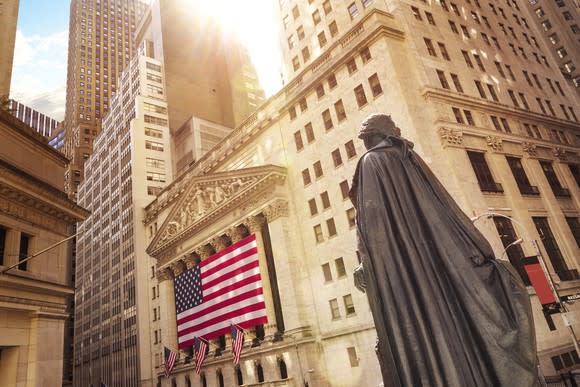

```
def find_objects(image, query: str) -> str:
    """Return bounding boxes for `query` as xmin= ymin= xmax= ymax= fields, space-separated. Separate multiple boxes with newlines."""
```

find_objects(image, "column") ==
xmin=246 ymin=214 xmax=277 ymax=336
xmin=157 ymin=268 xmax=177 ymax=352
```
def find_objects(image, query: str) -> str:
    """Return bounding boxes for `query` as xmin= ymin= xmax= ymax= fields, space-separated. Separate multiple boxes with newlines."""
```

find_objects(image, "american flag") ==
xmin=231 ymin=324 xmax=245 ymax=365
xmin=193 ymin=337 xmax=208 ymax=374
xmin=174 ymin=234 xmax=268 ymax=348
xmin=163 ymin=346 xmax=177 ymax=378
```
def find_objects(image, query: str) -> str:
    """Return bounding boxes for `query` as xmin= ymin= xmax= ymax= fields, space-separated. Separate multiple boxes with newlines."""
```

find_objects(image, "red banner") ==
xmin=523 ymin=256 xmax=556 ymax=305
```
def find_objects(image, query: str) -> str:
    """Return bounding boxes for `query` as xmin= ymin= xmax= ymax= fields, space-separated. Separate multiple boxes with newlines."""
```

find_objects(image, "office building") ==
xmin=0 ymin=109 xmax=88 ymax=386
xmin=62 ymin=0 xmax=148 ymax=198
xmin=525 ymin=0 xmax=580 ymax=93
xmin=0 ymin=0 xmax=19 ymax=97
xmin=145 ymin=1 xmax=580 ymax=386
xmin=9 ymin=99 xmax=59 ymax=137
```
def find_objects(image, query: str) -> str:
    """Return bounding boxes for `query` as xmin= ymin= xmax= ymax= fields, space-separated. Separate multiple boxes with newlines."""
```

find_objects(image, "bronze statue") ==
xmin=351 ymin=114 xmax=538 ymax=386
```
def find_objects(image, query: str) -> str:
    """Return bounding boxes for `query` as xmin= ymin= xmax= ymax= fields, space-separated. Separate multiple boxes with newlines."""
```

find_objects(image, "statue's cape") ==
xmin=351 ymin=137 xmax=538 ymax=387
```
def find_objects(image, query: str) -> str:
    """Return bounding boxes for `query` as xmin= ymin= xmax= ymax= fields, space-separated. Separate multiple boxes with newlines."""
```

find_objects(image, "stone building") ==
xmin=144 ymin=1 xmax=580 ymax=386
xmin=0 ymin=0 xmax=19 ymax=97
xmin=0 ymin=109 xmax=88 ymax=386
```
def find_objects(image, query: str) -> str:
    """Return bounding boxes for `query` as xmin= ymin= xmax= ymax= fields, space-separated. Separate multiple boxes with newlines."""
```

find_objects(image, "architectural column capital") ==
xmin=263 ymin=199 xmax=289 ymax=222
xmin=227 ymin=225 xmax=247 ymax=243
xmin=212 ymin=235 xmax=230 ymax=251
xmin=184 ymin=253 xmax=200 ymax=269
xmin=170 ymin=260 xmax=187 ymax=276
xmin=246 ymin=214 xmax=266 ymax=233
xmin=195 ymin=245 xmax=213 ymax=259
xmin=156 ymin=267 xmax=174 ymax=282
xmin=522 ymin=142 xmax=537 ymax=157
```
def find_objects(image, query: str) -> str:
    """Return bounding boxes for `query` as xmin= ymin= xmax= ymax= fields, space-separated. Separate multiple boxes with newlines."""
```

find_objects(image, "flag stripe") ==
xmin=175 ymin=234 xmax=268 ymax=348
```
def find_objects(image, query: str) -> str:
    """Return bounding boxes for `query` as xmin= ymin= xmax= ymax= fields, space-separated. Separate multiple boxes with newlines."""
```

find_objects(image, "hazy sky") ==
xmin=10 ymin=0 xmax=284 ymax=121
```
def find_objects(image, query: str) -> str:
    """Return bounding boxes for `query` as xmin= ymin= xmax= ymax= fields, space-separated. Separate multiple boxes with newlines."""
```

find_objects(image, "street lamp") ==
xmin=471 ymin=212 xmax=580 ymax=357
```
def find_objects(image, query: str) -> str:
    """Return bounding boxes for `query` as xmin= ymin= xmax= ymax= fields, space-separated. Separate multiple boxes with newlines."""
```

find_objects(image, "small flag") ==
xmin=230 ymin=324 xmax=245 ymax=365
xmin=164 ymin=346 xmax=177 ymax=378
xmin=194 ymin=337 xmax=208 ymax=374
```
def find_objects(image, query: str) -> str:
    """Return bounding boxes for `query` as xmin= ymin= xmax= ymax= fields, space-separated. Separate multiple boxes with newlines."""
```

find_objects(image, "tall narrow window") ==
xmin=568 ymin=164 xmax=580 ymax=187
xmin=305 ymin=123 xmax=315 ymax=143
xmin=332 ymin=149 xmax=343 ymax=167
xmin=336 ymin=257 xmax=347 ymax=277
xmin=327 ymin=218 xmax=337 ymax=236
xmin=322 ymin=109 xmax=333 ymax=130
xmin=294 ymin=131 xmax=304 ymax=151
xmin=493 ymin=217 xmax=530 ymax=285
xmin=368 ymin=73 xmax=383 ymax=97
xmin=347 ymin=347 xmax=360 ymax=367
xmin=19 ymin=233 xmax=30 ymax=271
xmin=450 ymin=73 xmax=463 ymax=92
xmin=0 ymin=226 xmax=6 ymax=266
xmin=334 ymin=100 xmax=347 ymax=121
xmin=424 ymin=38 xmax=437 ymax=56
xmin=345 ymin=140 xmax=357 ymax=159
xmin=506 ymin=157 xmax=539 ymax=195
xmin=322 ymin=263 xmax=332 ymax=282
xmin=354 ymin=84 xmax=368 ymax=107
xmin=533 ymin=217 xmax=577 ymax=281
xmin=566 ymin=218 xmax=580 ymax=248
xmin=437 ymin=70 xmax=450 ymax=89
xmin=540 ymin=161 xmax=570 ymax=197
xmin=343 ymin=294 xmax=356 ymax=315
xmin=329 ymin=298 xmax=340 ymax=318
xmin=467 ymin=151 xmax=503 ymax=192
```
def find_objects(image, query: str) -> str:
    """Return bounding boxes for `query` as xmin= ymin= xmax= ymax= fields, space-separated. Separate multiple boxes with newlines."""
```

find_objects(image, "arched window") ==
xmin=279 ymin=359 xmax=288 ymax=379
xmin=256 ymin=362 xmax=265 ymax=383
xmin=217 ymin=369 xmax=224 ymax=387
xmin=200 ymin=372 xmax=207 ymax=387
xmin=236 ymin=366 xmax=244 ymax=386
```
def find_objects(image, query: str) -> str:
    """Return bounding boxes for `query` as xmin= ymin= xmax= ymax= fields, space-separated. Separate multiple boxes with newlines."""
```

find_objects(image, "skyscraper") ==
xmin=9 ymin=99 xmax=59 ymax=137
xmin=145 ymin=0 xmax=580 ymax=385
xmin=62 ymin=0 xmax=148 ymax=198
xmin=0 ymin=0 xmax=19 ymax=97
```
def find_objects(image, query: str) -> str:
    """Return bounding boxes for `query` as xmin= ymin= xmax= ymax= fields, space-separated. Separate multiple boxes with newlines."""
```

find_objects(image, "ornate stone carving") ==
xmin=227 ymin=225 xmax=247 ymax=243
xmin=263 ymin=200 xmax=289 ymax=222
xmin=439 ymin=127 xmax=463 ymax=147
xmin=195 ymin=245 xmax=214 ymax=259
xmin=486 ymin=136 xmax=503 ymax=152
xmin=553 ymin=147 xmax=567 ymax=160
xmin=212 ymin=235 xmax=231 ymax=251
xmin=246 ymin=214 xmax=266 ymax=233
xmin=522 ymin=142 xmax=537 ymax=157
xmin=184 ymin=253 xmax=200 ymax=269
xmin=170 ymin=260 xmax=187 ymax=276
xmin=156 ymin=268 xmax=174 ymax=282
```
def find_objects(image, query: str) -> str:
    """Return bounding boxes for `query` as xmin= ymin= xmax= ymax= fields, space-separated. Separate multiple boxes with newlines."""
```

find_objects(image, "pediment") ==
xmin=146 ymin=165 xmax=286 ymax=257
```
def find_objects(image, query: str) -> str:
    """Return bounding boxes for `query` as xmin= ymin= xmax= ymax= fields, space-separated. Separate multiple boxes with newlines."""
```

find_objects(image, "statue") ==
xmin=350 ymin=114 xmax=538 ymax=386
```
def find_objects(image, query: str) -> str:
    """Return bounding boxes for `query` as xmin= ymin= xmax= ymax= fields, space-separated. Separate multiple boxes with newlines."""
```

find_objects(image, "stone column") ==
xmin=246 ymin=214 xmax=277 ymax=336
xmin=263 ymin=200 xmax=301 ymax=331
xmin=27 ymin=312 xmax=67 ymax=386
xmin=157 ymin=268 xmax=177 ymax=353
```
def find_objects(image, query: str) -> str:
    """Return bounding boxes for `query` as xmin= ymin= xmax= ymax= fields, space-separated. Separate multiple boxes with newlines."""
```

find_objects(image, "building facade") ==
xmin=0 ymin=109 xmax=88 ymax=387
xmin=525 ymin=0 xmax=580 ymax=93
xmin=144 ymin=1 xmax=580 ymax=386
xmin=9 ymin=99 xmax=59 ymax=138
xmin=0 ymin=0 xmax=19 ymax=97
xmin=62 ymin=0 xmax=148 ymax=198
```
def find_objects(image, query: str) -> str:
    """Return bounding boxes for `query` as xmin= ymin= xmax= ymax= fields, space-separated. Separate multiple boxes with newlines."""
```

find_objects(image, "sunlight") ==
xmin=188 ymin=0 xmax=284 ymax=96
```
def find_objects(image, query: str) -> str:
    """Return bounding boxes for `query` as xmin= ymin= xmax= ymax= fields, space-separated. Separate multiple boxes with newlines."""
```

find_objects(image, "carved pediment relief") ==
xmin=147 ymin=165 xmax=286 ymax=257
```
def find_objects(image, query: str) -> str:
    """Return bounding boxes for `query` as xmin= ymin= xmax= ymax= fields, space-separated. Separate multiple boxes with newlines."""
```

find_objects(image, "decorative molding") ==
xmin=486 ymin=136 xmax=503 ymax=152
xmin=195 ymin=245 xmax=213 ymax=259
xmin=263 ymin=199 xmax=290 ymax=222
xmin=227 ymin=226 xmax=247 ymax=243
xmin=246 ymin=214 xmax=266 ymax=233
xmin=212 ymin=235 xmax=230 ymax=251
xmin=522 ymin=142 xmax=537 ymax=157
xmin=156 ymin=268 xmax=174 ymax=282
xmin=553 ymin=147 xmax=567 ymax=160
xmin=170 ymin=260 xmax=187 ymax=276
xmin=439 ymin=127 xmax=464 ymax=147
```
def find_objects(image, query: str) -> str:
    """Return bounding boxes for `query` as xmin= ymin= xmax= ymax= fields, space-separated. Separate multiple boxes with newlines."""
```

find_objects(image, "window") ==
xmin=540 ymin=161 xmax=570 ymax=197
xmin=328 ymin=73 xmax=338 ymax=89
xmin=316 ymin=83 xmax=325 ymax=98
xmin=332 ymin=149 xmax=343 ymax=167
xmin=329 ymin=20 xmax=338 ymax=37
xmin=347 ymin=58 xmax=357 ymax=74
xmin=287 ymin=35 xmax=295 ymax=49
xmin=18 ymin=233 xmax=31 ymax=271
xmin=343 ymin=294 xmax=356 ymax=315
xmin=312 ymin=10 xmax=321 ymax=24
xmin=318 ymin=31 xmax=327 ymax=48
xmin=461 ymin=24 xmax=470 ymax=39
xmin=462 ymin=50 xmax=473 ymax=68
xmin=309 ymin=198 xmax=318 ymax=216
xmin=449 ymin=20 xmax=458 ymax=33
xmin=487 ymin=84 xmax=499 ymax=102
xmin=314 ymin=224 xmax=324 ymax=243
xmin=302 ymin=46 xmax=311 ymax=62
xmin=348 ymin=2 xmax=359 ymax=18
xmin=294 ymin=131 xmax=304 ymax=151
xmin=467 ymin=151 xmax=503 ymax=192
xmin=411 ymin=6 xmax=422 ymax=20
xmin=289 ymin=106 xmax=297 ymax=120
xmin=321 ymin=191 xmax=331 ymax=209
xmin=490 ymin=116 xmax=501 ymax=131
xmin=508 ymin=90 xmax=519 ymax=107
xmin=436 ymin=70 xmax=449 ymax=89
xmin=323 ymin=0 xmax=332 ymax=14
xmin=329 ymin=298 xmax=340 ymax=318
xmin=0 ymin=226 xmax=6 ymax=266
xmin=519 ymin=93 xmax=529 ymax=110
xmin=146 ymin=157 xmax=165 ymax=168
xmin=426 ymin=12 xmax=436 ymax=25
xmin=347 ymin=347 xmax=360 ymax=367
xmin=450 ymin=2 xmax=460 ymax=16
xmin=499 ymin=118 xmax=511 ymax=133
xmin=292 ymin=56 xmax=300 ymax=71
xmin=297 ymin=26 xmax=305 ymax=40
xmin=340 ymin=180 xmax=350 ymax=199
xmin=313 ymin=161 xmax=323 ymax=178
xmin=362 ymin=0 xmax=373 ymax=7
xmin=354 ymin=84 xmax=368 ymax=107
xmin=322 ymin=263 xmax=332 ymax=281
xmin=452 ymin=107 xmax=464 ymax=124
xmin=438 ymin=42 xmax=450 ymax=60
xmin=463 ymin=109 xmax=475 ymax=126
xmin=145 ymin=140 xmax=164 ymax=151
xmin=336 ymin=257 xmax=347 ymax=277
xmin=506 ymin=157 xmax=539 ymax=195
xmin=424 ymin=38 xmax=437 ymax=56
xmin=298 ymin=98 xmax=308 ymax=112
xmin=360 ymin=46 xmax=372 ymax=63
xmin=145 ymin=127 xmax=163 ymax=138
xmin=322 ymin=109 xmax=333 ymax=130
xmin=533 ymin=217 xmax=577 ymax=281
xmin=327 ymin=218 xmax=337 ymax=236
xmin=493 ymin=217 xmax=530 ymax=285
xmin=565 ymin=218 xmax=580 ymax=247
xmin=345 ymin=140 xmax=357 ymax=159
xmin=473 ymin=54 xmax=485 ymax=71
xmin=451 ymin=73 xmax=463 ymax=92
xmin=475 ymin=80 xmax=486 ymax=98
xmin=305 ymin=123 xmax=315 ymax=143
xmin=346 ymin=208 xmax=356 ymax=228
xmin=569 ymin=164 xmax=580 ymax=187
xmin=368 ymin=73 xmax=383 ymax=97
xmin=146 ymin=172 xmax=166 ymax=182
xmin=292 ymin=5 xmax=300 ymax=19
xmin=302 ymin=169 xmax=312 ymax=186
xmin=335 ymin=100 xmax=346 ymax=121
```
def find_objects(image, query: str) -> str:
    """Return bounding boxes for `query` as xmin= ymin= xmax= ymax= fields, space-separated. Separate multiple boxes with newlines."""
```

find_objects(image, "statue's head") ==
xmin=358 ymin=113 xmax=400 ymax=149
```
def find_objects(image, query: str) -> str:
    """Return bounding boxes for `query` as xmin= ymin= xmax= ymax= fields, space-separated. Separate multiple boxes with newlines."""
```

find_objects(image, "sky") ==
xmin=10 ymin=0 xmax=284 ymax=122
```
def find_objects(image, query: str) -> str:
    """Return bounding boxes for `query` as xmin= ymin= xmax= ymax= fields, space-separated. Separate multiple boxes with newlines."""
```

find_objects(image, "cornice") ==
xmin=0 ymin=272 xmax=74 ymax=297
